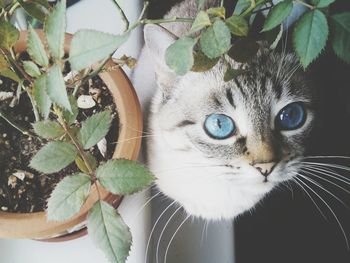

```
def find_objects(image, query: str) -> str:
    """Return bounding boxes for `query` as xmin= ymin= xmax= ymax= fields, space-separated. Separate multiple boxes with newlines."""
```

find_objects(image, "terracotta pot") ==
xmin=0 ymin=31 xmax=142 ymax=240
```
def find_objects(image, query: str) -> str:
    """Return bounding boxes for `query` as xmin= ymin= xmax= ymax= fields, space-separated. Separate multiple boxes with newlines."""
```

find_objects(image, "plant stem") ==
xmin=72 ymin=58 xmax=110 ymax=97
xmin=138 ymin=1 xmax=149 ymax=21
xmin=7 ymin=2 xmax=20 ymax=16
xmin=25 ymin=86 xmax=41 ymax=122
xmin=1 ymin=49 xmax=33 ymax=84
xmin=0 ymin=110 xmax=33 ymax=136
xmin=252 ymin=4 xmax=273 ymax=14
xmin=220 ymin=0 xmax=224 ymax=7
xmin=240 ymin=0 xmax=269 ymax=17
xmin=56 ymin=109 xmax=95 ymax=177
xmin=111 ymin=0 xmax=129 ymax=32
xmin=295 ymin=0 xmax=315 ymax=10
xmin=94 ymin=181 xmax=102 ymax=200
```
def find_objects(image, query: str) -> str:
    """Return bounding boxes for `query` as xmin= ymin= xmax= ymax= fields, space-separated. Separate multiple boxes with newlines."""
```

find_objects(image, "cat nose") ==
xmin=252 ymin=162 xmax=276 ymax=176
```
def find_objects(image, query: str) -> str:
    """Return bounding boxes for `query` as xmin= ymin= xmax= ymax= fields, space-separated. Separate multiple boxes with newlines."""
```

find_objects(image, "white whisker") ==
xmin=112 ymin=134 xmax=157 ymax=144
xmin=301 ymin=167 xmax=350 ymax=191
xmin=144 ymin=200 xmax=176 ymax=263
xmin=295 ymin=176 xmax=349 ymax=249
xmin=131 ymin=191 xmax=161 ymax=224
xmin=298 ymin=173 xmax=349 ymax=209
xmin=164 ymin=214 xmax=191 ymax=263
xmin=301 ymin=161 xmax=350 ymax=174
xmin=156 ymin=206 xmax=183 ymax=263
xmin=291 ymin=177 xmax=327 ymax=220
xmin=303 ymin=155 xmax=350 ymax=160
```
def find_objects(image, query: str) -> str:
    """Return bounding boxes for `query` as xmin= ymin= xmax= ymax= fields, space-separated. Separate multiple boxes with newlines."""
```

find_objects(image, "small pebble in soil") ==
xmin=0 ymin=73 xmax=119 ymax=213
xmin=77 ymin=95 xmax=96 ymax=109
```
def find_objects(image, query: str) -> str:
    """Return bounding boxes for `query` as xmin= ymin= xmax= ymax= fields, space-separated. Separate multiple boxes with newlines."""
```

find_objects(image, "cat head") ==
xmin=145 ymin=24 xmax=315 ymax=220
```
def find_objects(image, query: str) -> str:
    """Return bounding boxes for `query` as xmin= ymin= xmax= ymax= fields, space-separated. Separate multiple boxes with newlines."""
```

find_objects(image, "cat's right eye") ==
xmin=204 ymin=114 xmax=236 ymax=139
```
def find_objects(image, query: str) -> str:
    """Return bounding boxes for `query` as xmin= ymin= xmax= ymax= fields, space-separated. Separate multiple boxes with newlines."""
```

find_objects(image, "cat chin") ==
xmin=155 ymin=178 xmax=275 ymax=220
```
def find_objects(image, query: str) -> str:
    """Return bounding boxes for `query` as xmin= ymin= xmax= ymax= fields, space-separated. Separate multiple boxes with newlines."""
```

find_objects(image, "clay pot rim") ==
xmin=0 ymin=30 xmax=142 ymax=239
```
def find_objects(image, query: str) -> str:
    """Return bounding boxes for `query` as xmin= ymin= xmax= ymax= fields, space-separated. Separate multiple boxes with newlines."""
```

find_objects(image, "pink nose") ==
xmin=252 ymin=162 xmax=276 ymax=176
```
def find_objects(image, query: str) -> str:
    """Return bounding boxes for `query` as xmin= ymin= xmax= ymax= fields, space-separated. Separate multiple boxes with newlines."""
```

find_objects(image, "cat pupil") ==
xmin=277 ymin=102 xmax=306 ymax=130
xmin=204 ymin=114 xmax=235 ymax=139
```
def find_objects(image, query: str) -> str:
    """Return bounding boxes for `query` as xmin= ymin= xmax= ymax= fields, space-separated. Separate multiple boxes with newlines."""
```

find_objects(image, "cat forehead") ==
xmin=175 ymin=58 xmax=311 ymax=108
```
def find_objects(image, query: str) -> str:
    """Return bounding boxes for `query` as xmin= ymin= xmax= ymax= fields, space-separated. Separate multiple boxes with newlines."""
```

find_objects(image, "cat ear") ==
xmin=144 ymin=24 xmax=177 ymax=70
xmin=144 ymin=24 xmax=178 ymax=94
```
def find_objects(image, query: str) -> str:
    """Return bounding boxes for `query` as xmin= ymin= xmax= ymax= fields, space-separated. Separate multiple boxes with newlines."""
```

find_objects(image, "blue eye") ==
xmin=276 ymin=102 xmax=306 ymax=130
xmin=204 ymin=114 xmax=236 ymax=139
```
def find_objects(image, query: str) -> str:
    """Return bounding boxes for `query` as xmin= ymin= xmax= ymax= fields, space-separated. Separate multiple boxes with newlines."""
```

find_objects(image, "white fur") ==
xmin=133 ymin=0 xmax=311 ymax=220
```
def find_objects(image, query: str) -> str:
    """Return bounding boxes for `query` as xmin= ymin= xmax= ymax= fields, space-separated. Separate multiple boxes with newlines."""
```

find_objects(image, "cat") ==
xmin=134 ymin=0 xmax=315 ymax=220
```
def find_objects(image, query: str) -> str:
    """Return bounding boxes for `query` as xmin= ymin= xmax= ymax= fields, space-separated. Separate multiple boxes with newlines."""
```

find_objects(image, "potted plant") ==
xmin=0 ymin=0 xmax=154 ymax=262
xmin=1 ymin=0 xmax=349 ymax=262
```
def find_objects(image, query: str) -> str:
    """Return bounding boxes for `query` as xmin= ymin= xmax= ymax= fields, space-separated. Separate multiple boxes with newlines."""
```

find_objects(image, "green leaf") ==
xmin=18 ymin=0 xmax=46 ymax=22
xmin=224 ymin=67 xmax=245 ymax=82
xmin=69 ymin=30 xmax=129 ymax=71
xmin=75 ymin=153 xmax=97 ymax=175
xmin=62 ymin=95 xmax=78 ymax=125
xmin=191 ymin=51 xmax=219 ymax=72
xmin=293 ymin=10 xmax=328 ymax=68
xmin=88 ymin=201 xmax=132 ymax=263
xmin=189 ymin=11 xmax=211 ymax=34
xmin=23 ymin=61 xmax=41 ymax=77
xmin=0 ymin=20 xmax=19 ymax=50
xmin=32 ymin=120 xmax=65 ymax=139
xmin=264 ymin=24 xmax=284 ymax=49
xmin=226 ymin=15 xmax=249 ymax=37
xmin=200 ymin=20 xmax=231 ymax=59
xmin=233 ymin=0 xmax=251 ymax=15
xmin=228 ymin=38 xmax=259 ymax=62
xmin=311 ymin=0 xmax=335 ymax=8
xmin=30 ymin=141 xmax=78 ymax=173
xmin=0 ymin=69 xmax=21 ymax=82
xmin=331 ymin=12 xmax=350 ymax=63
xmin=44 ymin=0 xmax=66 ymax=59
xmin=27 ymin=27 xmax=49 ymax=67
xmin=96 ymin=159 xmax=155 ymax=195
xmin=0 ymin=0 xmax=5 ymax=8
xmin=46 ymin=64 xmax=72 ymax=112
xmin=0 ymin=53 xmax=7 ymax=70
xmin=33 ymin=0 xmax=51 ymax=9
xmin=0 ymin=54 xmax=18 ymax=82
xmin=79 ymin=110 xmax=112 ymax=149
xmin=197 ymin=0 xmax=208 ymax=9
xmin=165 ymin=36 xmax=197 ymax=76
xmin=207 ymin=7 xmax=226 ymax=19
xmin=33 ymin=75 xmax=52 ymax=119
xmin=262 ymin=0 xmax=293 ymax=32
xmin=47 ymin=173 xmax=91 ymax=221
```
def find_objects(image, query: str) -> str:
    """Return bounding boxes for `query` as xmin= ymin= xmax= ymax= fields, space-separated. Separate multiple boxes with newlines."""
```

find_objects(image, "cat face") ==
xmin=145 ymin=25 xmax=315 ymax=220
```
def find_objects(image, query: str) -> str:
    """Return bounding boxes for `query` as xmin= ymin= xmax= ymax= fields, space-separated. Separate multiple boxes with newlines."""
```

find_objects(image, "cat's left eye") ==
xmin=276 ymin=102 xmax=306 ymax=130
xmin=204 ymin=114 xmax=236 ymax=139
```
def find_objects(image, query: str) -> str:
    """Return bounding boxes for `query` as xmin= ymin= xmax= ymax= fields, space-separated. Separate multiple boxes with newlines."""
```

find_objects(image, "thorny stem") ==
xmin=126 ymin=17 xmax=194 ymax=34
xmin=7 ymin=2 xmax=20 ymax=17
xmin=295 ymin=0 xmax=315 ymax=10
xmin=1 ymin=49 xmax=33 ymax=84
xmin=0 ymin=110 xmax=33 ymax=136
xmin=56 ymin=108 xmax=95 ymax=177
xmin=24 ymin=86 xmax=41 ymax=122
xmin=95 ymin=181 xmax=102 ymax=200
xmin=111 ymin=0 xmax=130 ymax=32
xmin=138 ymin=1 xmax=149 ymax=21
xmin=72 ymin=57 xmax=110 ymax=97
xmin=240 ymin=0 xmax=269 ymax=17
xmin=0 ymin=49 xmax=40 ymax=122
